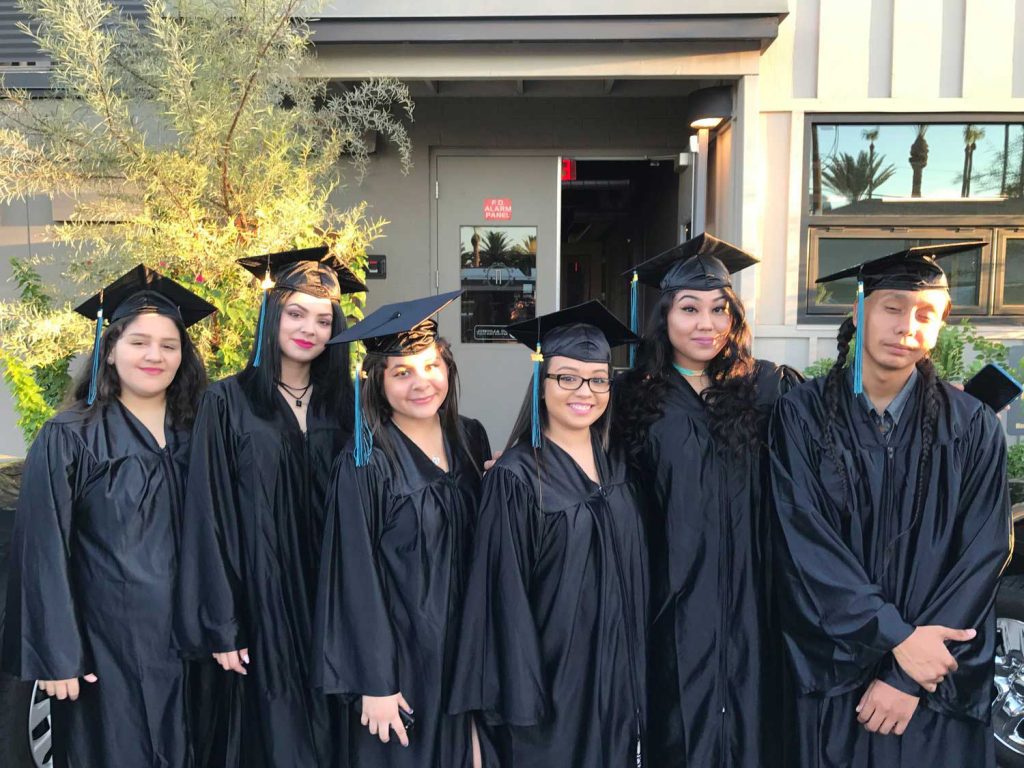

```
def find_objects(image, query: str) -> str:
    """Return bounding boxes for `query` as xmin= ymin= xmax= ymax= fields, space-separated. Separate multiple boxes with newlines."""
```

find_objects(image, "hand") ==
xmin=212 ymin=648 xmax=249 ymax=676
xmin=856 ymin=679 xmax=919 ymax=735
xmin=484 ymin=451 xmax=503 ymax=472
xmin=893 ymin=626 xmax=976 ymax=692
xmin=39 ymin=674 xmax=98 ymax=701
xmin=361 ymin=693 xmax=412 ymax=747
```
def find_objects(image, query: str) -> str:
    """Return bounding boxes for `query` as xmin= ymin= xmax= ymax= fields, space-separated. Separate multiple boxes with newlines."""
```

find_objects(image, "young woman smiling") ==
xmin=313 ymin=292 xmax=491 ymax=768
xmin=614 ymin=234 xmax=801 ymax=768
xmin=175 ymin=247 xmax=364 ymax=768
xmin=449 ymin=302 xmax=648 ymax=768
xmin=2 ymin=266 xmax=212 ymax=768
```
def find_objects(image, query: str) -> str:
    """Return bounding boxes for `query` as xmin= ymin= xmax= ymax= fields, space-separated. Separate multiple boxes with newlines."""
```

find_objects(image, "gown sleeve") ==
xmin=174 ymin=390 xmax=247 ymax=655
xmin=1 ymin=422 xmax=92 ymax=680
xmin=313 ymin=453 xmax=399 ymax=697
xmin=882 ymin=406 xmax=1010 ymax=720
xmin=448 ymin=465 xmax=548 ymax=726
xmin=770 ymin=396 xmax=916 ymax=693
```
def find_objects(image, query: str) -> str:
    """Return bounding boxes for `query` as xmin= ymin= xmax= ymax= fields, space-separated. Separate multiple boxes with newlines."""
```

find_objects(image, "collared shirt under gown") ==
xmin=313 ymin=417 xmax=491 ymax=768
xmin=449 ymin=435 xmax=648 ymax=768
xmin=174 ymin=375 xmax=349 ymax=768
xmin=636 ymin=361 xmax=799 ymax=768
xmin=770 ymin=375 xmax=1010 ymax=768
xmin=2 ymin=402 xmax=192 ymax=768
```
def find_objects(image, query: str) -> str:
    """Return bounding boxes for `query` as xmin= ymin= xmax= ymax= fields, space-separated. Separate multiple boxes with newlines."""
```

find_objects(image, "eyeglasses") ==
xmin=544 ymin=373 xmax=612 ymax=394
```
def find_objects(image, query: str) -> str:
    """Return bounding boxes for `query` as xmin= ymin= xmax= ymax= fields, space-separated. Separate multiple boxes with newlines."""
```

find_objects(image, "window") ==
xmin=803 ymin=118 xmax=1024 ymax=319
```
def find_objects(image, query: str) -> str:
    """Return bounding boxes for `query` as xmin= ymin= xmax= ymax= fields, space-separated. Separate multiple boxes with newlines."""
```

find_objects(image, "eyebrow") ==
xmin=676 ymin=294 xmax=726 ymax=303
xmin=125 ymin=333 xmax=179 ymax=343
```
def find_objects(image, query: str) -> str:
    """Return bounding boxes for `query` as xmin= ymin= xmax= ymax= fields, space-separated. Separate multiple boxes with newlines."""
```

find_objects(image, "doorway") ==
xmin=560 ymin=159 xmax=681 ymax=364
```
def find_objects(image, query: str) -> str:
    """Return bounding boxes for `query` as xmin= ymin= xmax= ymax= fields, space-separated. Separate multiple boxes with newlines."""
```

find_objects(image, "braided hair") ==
xmin=821 ymin=312 xmax=946 ymax=570
xmin=614 ymin=286 xmax=761 ymax=466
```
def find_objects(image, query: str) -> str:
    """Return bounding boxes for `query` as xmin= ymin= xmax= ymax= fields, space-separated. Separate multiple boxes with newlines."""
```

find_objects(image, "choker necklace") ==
xmin=277 ymin=380 xmax=312 ymax=407
xmin=672 ymin=363 xmax=705 ymax=377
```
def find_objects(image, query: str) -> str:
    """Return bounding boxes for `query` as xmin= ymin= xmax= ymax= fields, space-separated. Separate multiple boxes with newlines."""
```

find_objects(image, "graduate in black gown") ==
xmin=450 ymin=301 xmax=648 ymax=768
xmin=174 ymin=246 xmax=363 ymax=768
xmin=613 ymin=234 xmax=800 ymax=768
xmin=2 ymin=266 xmax=214 ymax=767
xmin=770 ymin=242 xmax=1011 ymax=768
xmin=312 ymin=291 xmax=491 ymax=768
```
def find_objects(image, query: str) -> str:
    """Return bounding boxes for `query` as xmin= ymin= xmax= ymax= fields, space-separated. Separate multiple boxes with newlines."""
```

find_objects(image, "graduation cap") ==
xmin=505 ymin=301 xmax=638 ymax=448
xmin=816 ymin=240 xmax=985 ymax=395
xmin=327 ymin=289 xmax=462 ymax=466
xmin=237 ymin=245 xmax=368 ymax=367
xmin=624 ymin=233 xmax=757 ymax=365
xmin=73 ymin=264 xmax=216 ymax=405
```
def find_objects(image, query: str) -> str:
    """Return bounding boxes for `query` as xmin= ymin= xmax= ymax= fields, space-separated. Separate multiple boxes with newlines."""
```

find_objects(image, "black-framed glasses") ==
xmin=544 ymin=373 xmax=612 ymax=394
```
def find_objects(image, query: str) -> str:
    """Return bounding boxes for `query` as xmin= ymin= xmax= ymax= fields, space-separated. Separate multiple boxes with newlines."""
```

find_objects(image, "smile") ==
xmin=568 ymin=402 xmax=594 ymax=413
xmin=293 ymin=339 xmax=315 ymax=350
xmin=410 ymin=394 xmax=436 ymax=406
xmin=138 ymin=367 xmax=164 ymax=375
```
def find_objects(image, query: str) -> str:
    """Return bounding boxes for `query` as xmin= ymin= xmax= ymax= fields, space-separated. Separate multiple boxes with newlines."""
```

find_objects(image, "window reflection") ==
xmin=460 ymin=225 xmax=537 ymax=343
xmin=809 ymin=122 xmax=1024 ymax=215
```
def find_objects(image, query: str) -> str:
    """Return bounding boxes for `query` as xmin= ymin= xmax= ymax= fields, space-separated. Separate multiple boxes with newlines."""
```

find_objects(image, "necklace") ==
xmin=277 ymin=380 xmax=312 ymax=407
xmin=431 ymin=455 xmax=442 ymax=465
xmin=672 ymin=363 xmax=705 ymax=377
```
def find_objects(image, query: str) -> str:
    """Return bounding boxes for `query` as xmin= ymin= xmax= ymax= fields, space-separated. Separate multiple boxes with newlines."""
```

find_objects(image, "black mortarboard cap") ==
xmin=505 ymin=300 xmax=639 ymax=362
xmin=327 ymin=289 xmax=461 ymax=355
xmin=629 ymin=233 xmax=759 ymax=293
xmin=815 ymin=240 xmax=985 ymax=293
xmin=237 ymin=245 xmax=367 ymax=300
xmin=73 ymin=264 xmax=216 ymax=328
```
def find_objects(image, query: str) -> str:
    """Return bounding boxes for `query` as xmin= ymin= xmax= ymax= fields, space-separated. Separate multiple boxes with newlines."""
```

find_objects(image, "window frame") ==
xmin=799 ymin=113 xmax=1024 ymax=323
xmin=994 ymin=228 xmax=1024 ymax=316
xmin=805 ymin=226 xmax=994 ymax=317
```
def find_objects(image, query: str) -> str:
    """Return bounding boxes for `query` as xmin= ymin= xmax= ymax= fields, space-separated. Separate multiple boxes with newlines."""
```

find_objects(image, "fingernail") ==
xmin=856 ymin=705 xmax=862 ymax=713
xmin=242 ymin=653 xmax=250 ymax=664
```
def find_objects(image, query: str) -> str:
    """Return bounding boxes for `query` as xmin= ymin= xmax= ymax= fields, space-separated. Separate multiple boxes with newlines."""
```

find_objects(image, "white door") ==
xmin=433 ymin=154 xmax=560 ymax=448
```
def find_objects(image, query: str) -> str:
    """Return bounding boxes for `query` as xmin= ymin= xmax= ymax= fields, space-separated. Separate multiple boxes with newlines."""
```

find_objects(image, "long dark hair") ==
xmin=237 ymin=288 xmax=353 ymax=429
xmin=357 ymin=337 xmax=476 ymax=473
xmin=614 ymin=286 xmax=760 ymax=465
xmin=821 ymin=312 xmax=946 ymax=569
xmin=505 ymin=354 xmax=613 ymax=453
xmin=69 ymin=313 xmax=208 ymax=429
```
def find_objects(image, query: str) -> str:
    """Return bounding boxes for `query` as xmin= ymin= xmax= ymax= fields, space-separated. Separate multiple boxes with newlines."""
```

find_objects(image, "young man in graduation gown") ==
xmin=2 ymin=266 xmax=214 ymax=767
xmin=770 ymin=242 xmax=1011 ymax=768
xmin=174 ymin=247 xmax=363 ymax=768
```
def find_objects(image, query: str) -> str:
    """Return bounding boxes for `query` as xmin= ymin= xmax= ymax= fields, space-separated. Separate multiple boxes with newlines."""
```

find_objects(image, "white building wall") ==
xmin=753 ymin=0 xmax=1024 ymax=370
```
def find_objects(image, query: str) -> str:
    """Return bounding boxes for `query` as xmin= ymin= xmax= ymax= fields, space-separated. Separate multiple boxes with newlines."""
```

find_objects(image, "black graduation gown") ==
xmin=174 ymin=375 xmax=348 ymax=768
xmin=770 ymin=376 xmax=1010 ymax=768
xmin=449 ymin=436 xmax=648 ymax=768
xmin=1 ymin=402 xmax=192 ymax=768
xmin=638 ymin=361 xmax=797 ymax=768
xmin=313 ymin=416 xmax=491 ymax=768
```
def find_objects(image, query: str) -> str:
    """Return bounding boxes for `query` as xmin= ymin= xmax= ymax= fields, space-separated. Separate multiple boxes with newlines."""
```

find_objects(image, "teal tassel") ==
xmin=353 ymin=365 xmax=373 ymax=467
xmin=531 ymin=343 xmax=543 ymax=448
xmin=86 ymin=308 xmax=103 ymax=405
xmin=629 ymin=270 xmax=639 ymax=367
xmin=252 ymin=288 xmax=268 ymax=368
xmin=853 ymin=280 xmax=865 ymax=395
